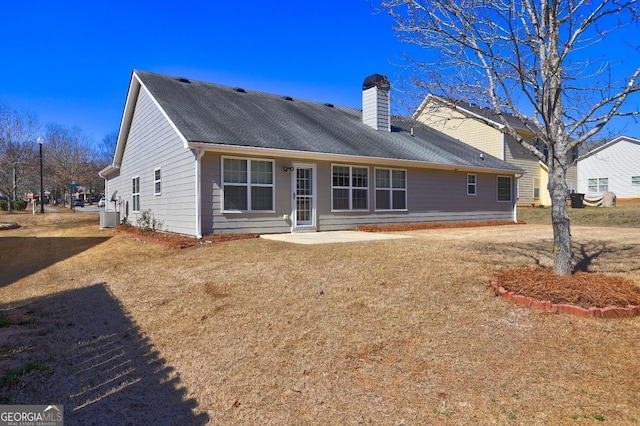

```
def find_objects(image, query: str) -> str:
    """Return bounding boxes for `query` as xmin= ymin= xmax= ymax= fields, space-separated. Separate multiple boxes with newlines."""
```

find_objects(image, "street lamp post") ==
xmin=37 ymin=137 xmax=44 ymax=213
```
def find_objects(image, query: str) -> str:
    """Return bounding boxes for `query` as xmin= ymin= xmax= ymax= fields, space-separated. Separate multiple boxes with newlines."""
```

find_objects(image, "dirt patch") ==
xmin=114 ymin=224 xmax=259 ymax=248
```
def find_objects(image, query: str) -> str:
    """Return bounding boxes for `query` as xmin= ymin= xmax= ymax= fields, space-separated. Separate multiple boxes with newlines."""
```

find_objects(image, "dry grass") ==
xmin=1 ymin=208 xmax=640 ymax=424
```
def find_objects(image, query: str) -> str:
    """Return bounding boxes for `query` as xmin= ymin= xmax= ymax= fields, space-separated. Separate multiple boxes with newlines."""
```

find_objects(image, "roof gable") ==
xmin=578 ymin=135 xmax=640 ymax=161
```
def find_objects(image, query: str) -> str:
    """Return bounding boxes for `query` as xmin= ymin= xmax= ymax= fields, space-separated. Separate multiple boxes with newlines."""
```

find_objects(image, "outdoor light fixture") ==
xmin=37 ymin=136 xmax=44 ymax=213
xmin=282 ymin=166 xmax=294 ymax=172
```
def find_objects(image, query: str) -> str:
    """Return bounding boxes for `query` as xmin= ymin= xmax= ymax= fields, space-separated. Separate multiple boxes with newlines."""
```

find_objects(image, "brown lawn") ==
xmin=1 ymin=208 xmax=639 ymax=424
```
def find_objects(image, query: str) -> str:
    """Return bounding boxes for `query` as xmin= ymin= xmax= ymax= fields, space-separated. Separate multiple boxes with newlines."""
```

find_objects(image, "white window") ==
xmin=332 ymin=165 xmax=368 ymax=210
xmin=154 ymin=168 xmax=162 ymax=195
xmin=467 ymin=173 xmax=476 ymax=195
xmin=533 ymin=177 xmax=540 ymax=199
xmin=375 ymin=168 xmax=407 ymax=210
xmin=132 ymin=176 xmax=140 ymax=212
xmin=497 ymin=176 xmax=512 ymax=202
xmin=588 ymin=178 xmax=608 ymax=193
xmin=222 ymin=157 xmax=274 ymax=212
xmin=632 ymin=176 xmax=640 ymax=186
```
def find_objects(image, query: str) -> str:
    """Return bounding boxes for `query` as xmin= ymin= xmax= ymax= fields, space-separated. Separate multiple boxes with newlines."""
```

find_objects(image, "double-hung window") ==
xmin=467 ymin=174 xmax=476 ymax=196
xmin=588 ymin=178 xmax=608 ymax=193
xmin=222 ymin=157 xmax=274 ymax=212
xmin=154 ymin=168 xmax=162 ymax=195
xmin=375 ymin=168 xmax=407 ymax=210
xmin=332 ymin=165 xmax=368 ymax=210
xmin=132 ymin=176 xmax=140 ymax=212
xmin=632 ymin=176 xmax=640 ymax=186
xmin=497 ymin=176 xmax=512 ymax=202
xmin=533 ymin=177 xmax=540 ymax=199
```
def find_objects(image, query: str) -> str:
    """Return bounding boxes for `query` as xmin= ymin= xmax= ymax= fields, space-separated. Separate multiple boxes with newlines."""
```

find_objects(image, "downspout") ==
xmin=195 ymin=147 xmax=205 ymax=238
xmin=513 ymin=173 xmax=523 ymax=223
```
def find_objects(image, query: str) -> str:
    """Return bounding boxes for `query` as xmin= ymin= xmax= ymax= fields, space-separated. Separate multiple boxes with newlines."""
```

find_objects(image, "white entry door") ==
xmin=292 ymin=163 xmax=316 ymax=231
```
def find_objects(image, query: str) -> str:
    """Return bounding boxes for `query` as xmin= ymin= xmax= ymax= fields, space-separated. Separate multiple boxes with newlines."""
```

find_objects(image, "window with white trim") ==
xmin=222 ymin=157 xmax=274 ymax=211
xmin=332 ymin=165 xmax=368 ymax=210
xmin=632 ymin=176 xmax=640 ymax=186
xmin=154 ymin=168 xmax=162 ymax=195
xmin=132 ymin=176 xmax=140 ymax=212
xmin=497 ymin=176 xmax=512 ymax=202
xmin=375 ymin=168 xmax=406 ymax=210
xmin=588 ymin=177 xmax=608 ymax=193
xmin=467 ymin=173 xmax=476 ymax=195
xmin=533 ymin=177 xmax=540 ymax=199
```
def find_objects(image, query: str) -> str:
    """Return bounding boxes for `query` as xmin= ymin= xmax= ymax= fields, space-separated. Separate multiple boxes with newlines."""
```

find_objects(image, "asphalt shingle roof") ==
xmin=135 ymin=70 xmax=522 ymax=173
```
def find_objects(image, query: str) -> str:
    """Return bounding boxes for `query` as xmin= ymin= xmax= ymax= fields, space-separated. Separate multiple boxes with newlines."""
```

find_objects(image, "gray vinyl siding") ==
xmin=109 ymin=87 xmax=197 ymax=235
xmin=201 ymin=152 xmax=515 ymax=235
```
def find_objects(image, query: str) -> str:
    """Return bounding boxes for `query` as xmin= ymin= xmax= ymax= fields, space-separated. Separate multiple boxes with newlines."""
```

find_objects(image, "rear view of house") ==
xmin=100 ymin=70 xmax=523 ymax=237
xmin=577 ymin=136 xmax=640 ymax=199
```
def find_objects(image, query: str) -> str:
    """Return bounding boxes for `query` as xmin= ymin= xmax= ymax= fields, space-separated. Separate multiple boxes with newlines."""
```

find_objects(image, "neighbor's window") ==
xmin=533 ymin=177 xmax=540 ymax=199
xmin=375 ymin=168 xmax=406 ymax=210
xmin=632 ymin=176 xmax=640 ymax=186
xmin=132 ymin=176 xmax=140 ymax=212
xmin=588 ymin=178 xmax=608 ymax=193
xmin=497 ymin=176 xmax=512 ymax=202
xmin=467 ymin=174 xmax=476 ymax=195
xmin=154 ymin=168 xmax=162 ymax=195
xmin=332 ymin=165 xmax=368 ymax=210
xmin=222 ymin=157 xmax=274 ymax=211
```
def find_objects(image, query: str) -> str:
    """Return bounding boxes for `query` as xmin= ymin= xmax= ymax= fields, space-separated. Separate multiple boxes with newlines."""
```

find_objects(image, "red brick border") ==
xmin=491 ymin=281 xmax=640 ymax=319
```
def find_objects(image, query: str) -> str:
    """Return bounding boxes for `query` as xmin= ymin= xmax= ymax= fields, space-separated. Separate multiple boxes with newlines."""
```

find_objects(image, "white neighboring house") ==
xmin=577 ymin=135 xmax=640 ymax=199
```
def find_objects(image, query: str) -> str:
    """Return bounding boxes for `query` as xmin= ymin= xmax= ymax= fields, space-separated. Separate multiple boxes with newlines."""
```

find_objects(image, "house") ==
xmin=99 ymin=70 xmax=523 ymax=237
xmin=413 ymin=95 xmax=578 ymax=206
xmin=577 ymin=135 xmax=640 ymax=199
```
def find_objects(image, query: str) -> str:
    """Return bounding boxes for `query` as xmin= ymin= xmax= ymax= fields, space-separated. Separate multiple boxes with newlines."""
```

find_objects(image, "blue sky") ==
xmin=2 ymin=1 xmax=406 ymax=145
xmin=2 ymin=1 xmax=639 ymax=146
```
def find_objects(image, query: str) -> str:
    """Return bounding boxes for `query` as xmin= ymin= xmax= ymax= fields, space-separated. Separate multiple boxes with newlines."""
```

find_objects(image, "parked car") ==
xmin=73 ymin=199 xmax=85 ymax=207
xmin=98 ymin=198 xmax=106 ymax=207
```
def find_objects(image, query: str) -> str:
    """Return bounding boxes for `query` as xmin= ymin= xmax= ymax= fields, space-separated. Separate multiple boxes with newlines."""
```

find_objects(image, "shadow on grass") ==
xmin=0 ymin=237 xmax=110 ymax=288
xmin=472 ymin=239 xmax=640 ymax=274
xmin=1 ymin=283 xmax=209 ymax=424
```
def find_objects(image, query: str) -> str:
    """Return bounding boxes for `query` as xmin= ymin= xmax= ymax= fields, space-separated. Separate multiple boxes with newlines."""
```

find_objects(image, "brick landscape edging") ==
xmin=491 ymin=281 xmax=640 ymax=318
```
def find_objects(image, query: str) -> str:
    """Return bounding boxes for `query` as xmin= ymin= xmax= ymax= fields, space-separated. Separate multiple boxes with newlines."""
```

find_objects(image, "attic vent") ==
xmin=177 ymin=78 xmax=190 ymax=83
xmin=324 ymin=103 xmax=334 ymax=108
xmin=234 ymin=87 xmax=246 ymax=93
xmin=282 ymin=96 xmax=293 ymax=101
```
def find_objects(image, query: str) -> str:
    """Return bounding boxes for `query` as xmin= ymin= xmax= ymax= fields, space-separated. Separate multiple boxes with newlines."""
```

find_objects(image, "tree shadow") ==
xmin=2 ymin=283 xmax=210 ymax=425
xmin=0 ymin=237 xmax=110 ymax=288
xmin=469 ymin=239 xmax=640 ymax=274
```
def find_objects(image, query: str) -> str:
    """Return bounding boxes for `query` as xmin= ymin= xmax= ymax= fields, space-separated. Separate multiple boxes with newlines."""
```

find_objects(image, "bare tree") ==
xmin=382 ymin=0 xmax=640 ymax=275
xmin=44 ymin=124 xmax=93 ymax=205
xmin=0 ymin=103 xmax=40 ymax=211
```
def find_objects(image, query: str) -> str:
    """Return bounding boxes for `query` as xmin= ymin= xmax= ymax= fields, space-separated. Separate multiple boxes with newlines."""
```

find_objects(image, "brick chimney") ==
xmin=362 ymin=74 xmax=391 ymax=131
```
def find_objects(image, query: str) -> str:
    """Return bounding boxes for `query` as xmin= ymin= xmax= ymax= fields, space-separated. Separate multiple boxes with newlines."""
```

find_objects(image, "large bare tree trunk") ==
xmin=548 ymin=163 xmax=572 ymax=275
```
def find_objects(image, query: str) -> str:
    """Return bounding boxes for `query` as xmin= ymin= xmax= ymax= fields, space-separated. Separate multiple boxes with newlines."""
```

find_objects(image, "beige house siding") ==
xmin=415 ymin=103 xmax=504 ymax=159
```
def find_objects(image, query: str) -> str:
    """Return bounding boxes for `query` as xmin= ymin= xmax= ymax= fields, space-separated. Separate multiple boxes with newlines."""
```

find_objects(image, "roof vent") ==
xmin=324 ymin=103 xmax=334 ymax=108
xmin=233 ymin=87 xmax=246 ymax=93
xmin=282 ymin=96 xmax=293 ymax=101
xmin=177 ymin=78 xmax=190 ymax=83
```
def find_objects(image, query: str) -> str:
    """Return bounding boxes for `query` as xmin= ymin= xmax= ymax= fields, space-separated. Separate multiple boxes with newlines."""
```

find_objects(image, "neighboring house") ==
xmin=577 ymin=135 xmax=640 ymax=199
xmin=99 ymin=70 xmax=523 ymax=237
xmin=414 ymin=95 xmax=578 ymax=207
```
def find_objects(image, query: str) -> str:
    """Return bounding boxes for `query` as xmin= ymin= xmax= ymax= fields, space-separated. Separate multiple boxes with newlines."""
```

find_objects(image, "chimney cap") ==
xmin=362 ymin=74 xmax=390 ymax=91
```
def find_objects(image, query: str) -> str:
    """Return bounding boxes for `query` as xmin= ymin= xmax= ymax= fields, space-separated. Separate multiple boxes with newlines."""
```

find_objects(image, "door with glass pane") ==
xmin=292 ymin=164 xmax=316 ymax=230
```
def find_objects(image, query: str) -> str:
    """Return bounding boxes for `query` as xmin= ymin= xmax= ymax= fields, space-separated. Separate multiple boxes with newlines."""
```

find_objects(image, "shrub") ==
xmin=0 ymin=200 xmax=7 ymax=211
xmin=12 ymin=200 xmax=27 ymax=211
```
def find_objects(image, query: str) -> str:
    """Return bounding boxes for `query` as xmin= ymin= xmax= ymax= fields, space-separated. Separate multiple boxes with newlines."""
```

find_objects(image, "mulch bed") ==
xmin=356 ymin=220 xmax=523 ymax=232
xmin=114 ymin=225 xmax=258 ymax=248
xmin=492 ymin=268 xmax=640 ymax=318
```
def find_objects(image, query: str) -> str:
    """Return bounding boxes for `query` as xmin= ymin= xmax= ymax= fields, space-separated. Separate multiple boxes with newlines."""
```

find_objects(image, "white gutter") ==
xmin=186 ymin=142 xmax=522 ymax=176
